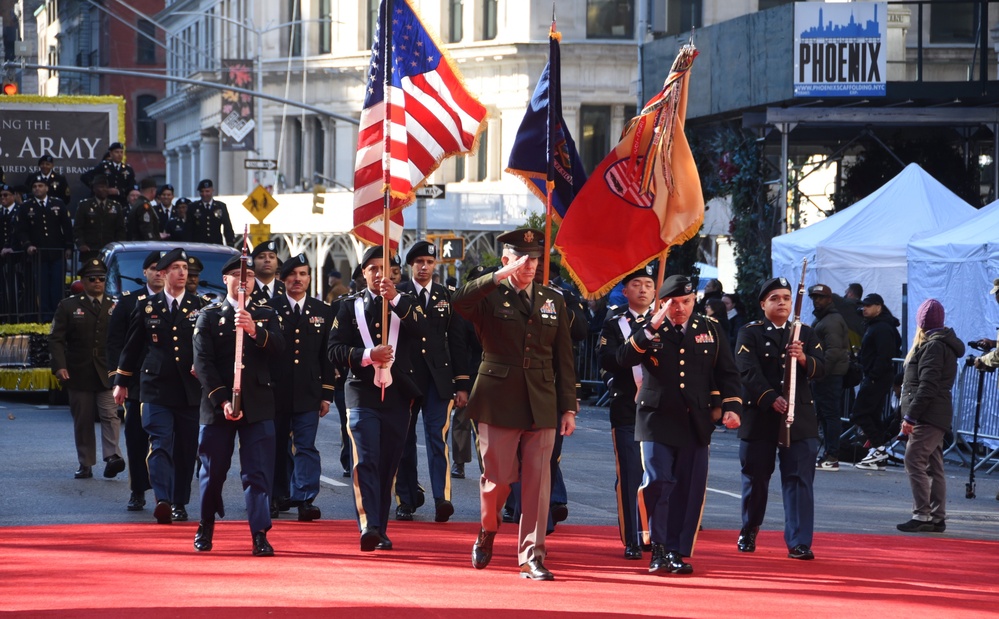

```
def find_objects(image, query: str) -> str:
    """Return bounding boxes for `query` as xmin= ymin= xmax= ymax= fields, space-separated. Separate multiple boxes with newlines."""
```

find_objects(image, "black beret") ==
xmin=351 ymin=264 xmax=362 ymax=280
xmin=77 ymin=258 xmax=107 ymax=277
xmin=280 ymin=253 xmax=309 ymax=279
xmin=623 ymin=264 xmax=656 ymax=286
xmin=89 ymin=174 xmax=109 ymax=188
xmin=186 ymin=255 xmax=204 ymax=273
xmin=389 ymin=252 xmax=401 ymax=268
xmin=406 ymin=240 xmax=437 ymax=265
xmin=0 ymin=183 xmax=13 ymax=193
xmin=251 ymin=240 xmax=277 ymax=260
xmin=154 ymin=248 xmax=188 ymax=271
xmin=221 ymin=255 xmax=248 ymax=275
xmin=174 ymin=197 xmax=192 ymax=206
xmin=158 ymin=184 xmax=175 ymax=194
xmin=658 ymin=274 xmax=695 ymax=299
xmin=498 ymin=228 xmax=544 ymax=258
xmin=108 ymin=142 xmax=124 ymax=151
xmin=197 ymin=179 xmax=213 ymax=190
xmin=38 ymin=155 xmax=54 ymax=165
xmin=360 ymin=245 xmax=384 ymax=270
xmin=758 ymin=277 xmax=792 ymax=302
xmin=142 ymin=250 xmax=164 ymax=270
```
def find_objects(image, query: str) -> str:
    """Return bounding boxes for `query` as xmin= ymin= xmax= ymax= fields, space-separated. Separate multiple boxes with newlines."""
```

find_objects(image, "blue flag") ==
xmin=506 ymin=25 xmax=587 ymax=220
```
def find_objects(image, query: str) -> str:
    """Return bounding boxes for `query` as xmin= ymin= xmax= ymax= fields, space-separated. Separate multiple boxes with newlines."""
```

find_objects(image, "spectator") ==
xmin=838 ymin=283 xmax=866 ymax=349
xmin=704 ymin=298 xmax=731 ymax=347
xmin=325 ymin=270 xmax=349 ymax=303
xmin=852 ymin=293 xmax=902 ymax=470
xmin=808 ymin=284 xmax=850 ymax=472
xmin=896 ymin=299 xmax=963 ymax=533
xmin=73 ymin=175 xmax=126 ymax=264
xmin=696 ymin=278 xmax=723 ymax=314
xmin=722 ymin=292 xmax=747 ymax=344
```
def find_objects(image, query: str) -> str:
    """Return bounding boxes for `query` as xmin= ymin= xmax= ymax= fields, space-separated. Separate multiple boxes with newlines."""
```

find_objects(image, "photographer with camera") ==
xmin=970 ymin=278 xmax=999 ymax=501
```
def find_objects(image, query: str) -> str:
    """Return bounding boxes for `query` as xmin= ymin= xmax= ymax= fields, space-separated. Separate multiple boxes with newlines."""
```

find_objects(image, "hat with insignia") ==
xmin=77 ymin=258 xmax=107 ymax=277
xmin=623 ymin=264 xmax=656 ymax=286
xmin=990 ymin=278 xmax=999 ymax=295
xmin=0 ymin=183 xmax=13 ymax=193
xmin=359 ymin=245 xmax=384 ymax=271
xmin=861 ymin=293 xmax=884 ymax=307
xmin=405 ymin=240 xmax=437 ymax=265
xmin=658 ymin=274 xmax=695 ymax=299
xmin=154 ymin=247 xmax=188 ymax=271
xmin=758 ymin=277 xmax=792 ymax=302
xmin=389 ymin=252 xmax=401 ymax=268
xmin=158 ymin=184 xmax=175 ymax=194
xmin=498 ymin=228 xmax=544 ymax=258
xmin=221 ymin=255 xmax=248 ymax=275
xmin=108 ymin=142 xmax=124 ymax=151
xmin=251 ymin=240 xmax=278 ymax=260
xmin=187 ymin=255 xmax=204 ymax=274
xmin=280 ymin=253 xmax=309 ymax=279
xmin=807 ymin=283 xmax=832 ymax=298
xmin=89 ymin=174 xmax=109 ymax=188
xmin=142 ymin=250 xmax=164 ymax=270
xmin=197 ymin=179 xmax=213 ymax=191
xmin=38 ymin=155 xmax=54 ymax=165
xmin=174 ymin=197 xmax=191 ymax=207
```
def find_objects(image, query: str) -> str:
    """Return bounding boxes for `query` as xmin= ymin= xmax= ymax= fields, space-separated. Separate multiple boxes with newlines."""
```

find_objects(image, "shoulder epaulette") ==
xmin=745 ymin=320 xmax=764 ymax=327
xmin=203 ymin=301 xmax=224 ymax=311
xmin=705 ymin=315 xmax=719 ymax=323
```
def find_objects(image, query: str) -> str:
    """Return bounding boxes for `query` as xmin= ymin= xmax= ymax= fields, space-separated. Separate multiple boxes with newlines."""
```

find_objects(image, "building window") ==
xmin=289 ymin=0 xmax=302 ymax=57
xmin=586 ymin=0 xmax=634 ymax=39
xmin=313 ymin=118 xmax=325 ymax=180
xmin=136 ymin=94 xmax=157 ymax=148
xmin=319 ymin=0 xmax=332 ymax=54
xmin=136 ymin=19 xmax=156 ymax=65
xmin=580 ymin=105 xmax=611 ymax=175
xmin=930 ymin=1 xmax=978 ymax=44
xmin=666 ymin=0 xmax=702 ymax=36
xmin=449 ymin=0 xmax=464 ymax=43
xmin=368 ymin=0 xmax=380 ymax=49
xmin=758 ymin=0 xmax=794 ymax=10
xmin=482 ymin=0 xmax=498 ymax=41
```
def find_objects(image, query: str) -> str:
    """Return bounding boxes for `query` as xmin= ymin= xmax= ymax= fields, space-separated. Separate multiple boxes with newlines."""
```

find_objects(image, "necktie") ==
xmin=92 ymin=298 xmax=101 ymax=313
xmin=171 ymin=299 xmax=179 ymax=314
xmin=262 ymin=285 xmax=270 ymax=299
xmin=519 ymin=290 xmax=532 ymax=313
xmin=419 ymin=288 xmax=429 ymax=310
xmin=293 ymin=304 xmax=301 ymax=317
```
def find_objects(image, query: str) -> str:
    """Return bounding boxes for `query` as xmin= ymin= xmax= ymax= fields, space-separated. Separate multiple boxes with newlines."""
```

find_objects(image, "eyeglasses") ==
xmin=87 ymin=276 xmax=107 ymax=283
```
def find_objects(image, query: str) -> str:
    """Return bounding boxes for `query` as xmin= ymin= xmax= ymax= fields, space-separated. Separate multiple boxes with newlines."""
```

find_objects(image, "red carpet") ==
xmin=2 ymin=521 xmax=997 ymax=618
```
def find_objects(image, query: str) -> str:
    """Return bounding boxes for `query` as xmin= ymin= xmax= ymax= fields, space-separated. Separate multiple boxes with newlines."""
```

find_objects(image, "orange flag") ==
xmin=555 ymin=45 xmax=703 ymax=299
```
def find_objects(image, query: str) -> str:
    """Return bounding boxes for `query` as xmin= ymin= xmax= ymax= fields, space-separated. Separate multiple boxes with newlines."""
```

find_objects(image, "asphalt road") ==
xmin=2 ymin=392 xmax=998 ymax=543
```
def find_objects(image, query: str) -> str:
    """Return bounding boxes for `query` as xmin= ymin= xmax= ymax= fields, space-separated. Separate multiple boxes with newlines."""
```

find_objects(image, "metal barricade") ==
xmin=575 ymin=330 xmax=606 ymax=403
xmin=0 ymin=249 xmax=72 ymax=324
xmin=949 ymin=363 xmax=999 ymax=474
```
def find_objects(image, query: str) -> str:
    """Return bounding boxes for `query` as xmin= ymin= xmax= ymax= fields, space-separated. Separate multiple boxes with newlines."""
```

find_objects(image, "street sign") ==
xmin=242 ymin=185 xmax=278 ymax=222
xmin=244 ymin=159 xmax=278 ymax=171
xmin=439 ymin=237 xmax=464 ymax=262
xmin=414 ymin=184 xmax=445 ymax=200
xmin=249 ymin=223 xmax=271 ymax=248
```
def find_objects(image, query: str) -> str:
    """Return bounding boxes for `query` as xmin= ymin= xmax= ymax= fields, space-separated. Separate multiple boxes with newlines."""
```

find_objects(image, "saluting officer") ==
xmin=106 ymin=250 xmax=164 ymax=511
xmin=17 ymin=177 xmax=73 ymax=320
xmin=190 ymin=179 xmax=235 ymax=246
xmin=395 ymin=240 xmax=468 ymax=523
xmin=95 ymin=142 xmax=136 ymax=207
xmin=73 ymin=175 xmax=126 ymax=264
xmin=597 ymin=265 xmax=655 ymax=560
xmin=249 ymin=240 xmax=285 ymax=303
xmin=113 ymin=248 xmax=207 ymax=525
xmin=328 ymin=245 xmax=427 ymax=552
xmin=24 ymin=155 xmax=71 ymax=206
xmin=617 ymin=274 xmax=742 ymax=576
xmin=735 ymin=277 xmax=824 ymax=561
xmin=192 ymin=254 xmax=284 ymax=556
xmin=269 ymin=254 xmax=335 ymax=521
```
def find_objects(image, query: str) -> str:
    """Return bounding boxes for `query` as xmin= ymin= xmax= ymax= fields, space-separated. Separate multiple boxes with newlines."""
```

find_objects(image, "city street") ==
xmin=2 ymin=392 xmax=998 ymax=544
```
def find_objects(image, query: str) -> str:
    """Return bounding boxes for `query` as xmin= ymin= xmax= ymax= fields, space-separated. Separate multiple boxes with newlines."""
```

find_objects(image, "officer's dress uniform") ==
xmin=191 ymin=199 xmax=235 ymax=246
xmin=193 ymin=298 xmax=284 ymax=537
xmin=735 ymin=318 xmax=824 ymax=554
xmin=49 ymin=289 xmax=122 ymax=472
xmin=1 ymin=200 xmax=21 ymax=317
xmin=598 ymin=304 xmax=651 ymax=550
xmin=16 ymin=195 xmax=72 ymax=319
xmin=95 ymin=159 xmax=136 ymax=207
xmin=251 ymin=278 xmax=285 ymax=304
xmin=164 ymin=214 xmax=191 ymax=243
xmin=328 ymin=288 xmax=426 ymax=544
xmin=127 ymin=200 xmax=162 ymax=241
xmin=73 ymin=196 xmax=125 ymax=263
xmin=452 ymin=273 xmax=576 ymax=567
xmin=269 ymin=292 xmax=335 ymax=511
xmin=25 ymin=170 xmax=71 ymax=206
xmin=395 ymin=278 xmax=468 ymax=520
xmin=617 ymin=312 xmax=742 ymax=559
xmin=107 ymin=287 xmax=154 ymax=508
xmin=115 ymin=289 xmax=207 ymax=517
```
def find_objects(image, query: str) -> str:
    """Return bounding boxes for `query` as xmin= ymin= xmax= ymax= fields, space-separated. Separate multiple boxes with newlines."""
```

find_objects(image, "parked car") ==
xmin=99 ymin=241 xmax=240 ymax=299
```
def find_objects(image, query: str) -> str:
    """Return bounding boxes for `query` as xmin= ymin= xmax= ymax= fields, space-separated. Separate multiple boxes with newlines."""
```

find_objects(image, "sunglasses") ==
xmin=87 ymin=276 xmax=107 ymax=283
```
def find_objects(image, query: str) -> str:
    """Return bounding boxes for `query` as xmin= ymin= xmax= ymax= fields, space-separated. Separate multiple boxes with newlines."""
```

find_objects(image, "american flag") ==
xmin=352 ymin=0 xmax=487 ymax=247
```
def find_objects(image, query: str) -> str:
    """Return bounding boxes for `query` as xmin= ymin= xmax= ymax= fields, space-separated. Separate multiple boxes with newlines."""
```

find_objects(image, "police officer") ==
xmin=24 ymin=155 xmax=71 ymax=206
xmin=395 ymin=240 xmax=468 ymax=522
xmin=250 ymin=240 xmax=285 ymax=303
xmin=597 ymin=265 xmax=655 ymax=560
xmin=49 ymin=258 xmax=124 ymax=480
xmin=192 ymin=254 xmax=284 ymax=556
xmin=95 ymin=143 xmax=136 ymax=207
xmin=73 ymin=175 xmax=126 ymax=264
xmin=269 ymin=254 xmax=335 ymax=521
xmin=328 ymin=245 xmax=427 ymax=551
xmin=17 ymin=178 xmax=72 ymax=320
xmin=191 ymin=179 xmax=234 ymax=246
xmin=113 ymin=248 xmax=207 ymax=524
xmin=735 ymin=277 xmax=825 ymax=560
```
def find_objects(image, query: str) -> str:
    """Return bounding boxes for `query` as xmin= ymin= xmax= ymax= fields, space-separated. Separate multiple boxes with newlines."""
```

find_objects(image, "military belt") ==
xmin=482 ymin=353 xmax=551 ymax=370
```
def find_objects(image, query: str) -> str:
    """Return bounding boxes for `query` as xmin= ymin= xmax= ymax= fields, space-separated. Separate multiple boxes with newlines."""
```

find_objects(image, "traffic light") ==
xmin=311 ymin=184 xmax=326 ymax=214
xmin=2 ymin=80 xmax=17 ymax=95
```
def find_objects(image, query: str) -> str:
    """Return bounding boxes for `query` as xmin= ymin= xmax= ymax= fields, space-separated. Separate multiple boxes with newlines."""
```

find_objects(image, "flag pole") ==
xmin=379 ymin=0 xmax=394 ymax=401
xmin=542 ymin=5 xmax=557 ymax=285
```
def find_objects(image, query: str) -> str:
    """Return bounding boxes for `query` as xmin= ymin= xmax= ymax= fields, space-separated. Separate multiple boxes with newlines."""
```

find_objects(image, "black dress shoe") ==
xmin=153 ymin=500 xmax=172 ymax=524
xmin=360 ymin=527 xmax=381 ymax=552
xmin=472 ymin=529 xmax=496 ymax=569
xmin=550 ymin=503 xmax=568 ymax=524
xmin=298 ymin=502 xmax=321 ymax=522
xmin=737 ymin=526 xmax=759 ymax=553
xmin=126 ymin=492 xmax=145 ymax=511
xmin=648 ymin=544 xmax=669 ymax=574
xmin=194 ymin=520 xmax=214 ymax=552
xmin=376 ymin=533 xmax=393 ymax=551
xmin=519 ymin=558 xmax=554 ymax=581
xmin=624 ymin=543 xmax=643 ymax=560
xmin=434 ymin=499 xmax=454 ymax=523
xmin=252 ymin=531 xmax=274 ymax=557
xmin=395 ymin=504 xmax=415 ymax=521
xmin=502 ymin=507 xmax=515 ymax=523
xmin=270 ymin=503 xmax=280 ymax=518
xmin=103 ymin=455 xmax=125 ymax=478
xmin=171 ymin=504 xmax=188 ymax=522
xmin=74 ymin=465 xmax=93 ymax=479
xmin=451 ymin=463 xmax=465 ymax=479
xmin=787 ymin=544 xmax=814 ymax=560
xmin=415 ymin=487 xmax=426 ymax=509
xmin=342 ymin=469 xmax=351 ymax=478
xmin=666 ymin=550 xmax=693 ymax=574
xmin=274 ymin=496 xmax=292 ymax=512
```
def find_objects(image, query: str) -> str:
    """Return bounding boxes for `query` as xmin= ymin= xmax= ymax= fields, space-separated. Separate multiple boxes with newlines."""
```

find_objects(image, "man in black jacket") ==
xmin=852 ymin=293 xmax=902 ymax=470
xmin=193 ymin=255 xmax=284 ymax=555
xmin=808 ymin=284 xmax=850 ymax=471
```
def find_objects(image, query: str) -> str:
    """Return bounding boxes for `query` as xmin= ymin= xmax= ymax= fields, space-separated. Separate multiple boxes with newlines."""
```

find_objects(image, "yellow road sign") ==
xmin=242 ymin=185 xmax=279 ymax=222
xmin=249 ymin=223 xmax=271 ymax=248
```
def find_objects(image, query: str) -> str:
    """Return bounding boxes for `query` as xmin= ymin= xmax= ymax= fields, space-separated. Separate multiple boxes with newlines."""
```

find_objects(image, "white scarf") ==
xmin=355 ymin=295 xmax=399 ymax=389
